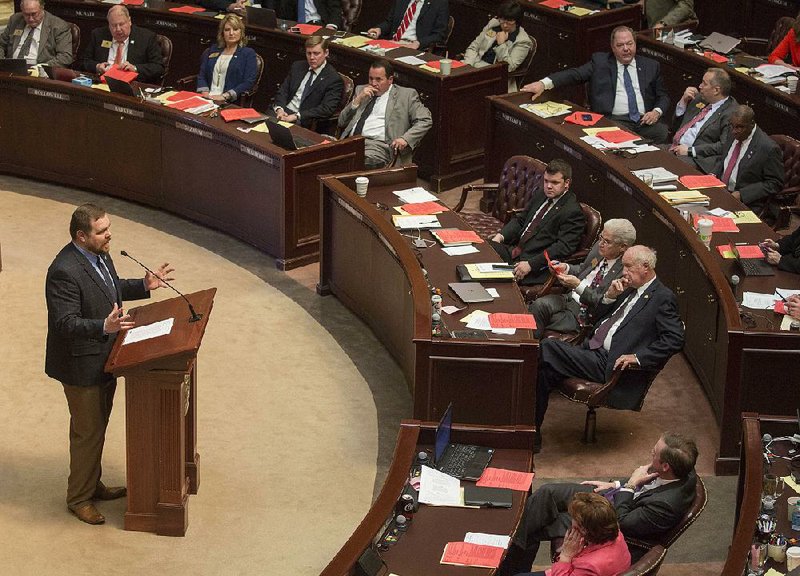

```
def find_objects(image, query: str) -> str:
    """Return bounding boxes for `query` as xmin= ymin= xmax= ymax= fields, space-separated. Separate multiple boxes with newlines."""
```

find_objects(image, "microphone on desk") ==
xmin=730 ymin=274 xmax=740 ymax=303
xmin=120 ymin=250 xmax=203 ymax=323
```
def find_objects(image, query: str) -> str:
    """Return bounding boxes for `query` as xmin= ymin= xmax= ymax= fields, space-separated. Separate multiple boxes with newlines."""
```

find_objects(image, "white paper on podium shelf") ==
xmin=464 ymin=533 xmax=512 ymax=549
xmin=741 ymin=292 xmax=776 ymax=310
xmin=486 ymin=288 xmax=500 ymax=298
xmin=465 ymin=313 xmax=492 ymax=331
xmin=393 ymin=187 xmax=438 ymax=203
xmin=122 ymin=318 xmax=175 ymax=345
xmin=491 ymin=328 xmax=516 ymax=335
xmin=443 ymin=245 xmax=479 ymax=256
xmin=395 ymin=55 xmax=428 ymax=66
xmin=418 ymin=465 xmax=463 ymax=506
xmin=776 ymin=288 xmax=800 ymax=299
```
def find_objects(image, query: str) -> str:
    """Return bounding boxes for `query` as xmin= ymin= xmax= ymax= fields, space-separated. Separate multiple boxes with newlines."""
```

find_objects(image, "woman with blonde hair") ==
xmin=197 ymin=14 xmax=258 ymax=104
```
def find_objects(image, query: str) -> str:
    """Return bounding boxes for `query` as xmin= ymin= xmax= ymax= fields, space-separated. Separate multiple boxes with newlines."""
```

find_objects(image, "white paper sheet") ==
xmin=418 ymin=465 xmax=463 ymax=506
xmin=122 ymin=318 xmax=174 ymax=345
xmin=395 ymin=55 xmax=428 ymax=66
xmin=464 ymin=533 xmax=512 ymax=549
xmin=486 ymin=288 xmax=500 ymax=298
xmin=442 ymin=245 xmax=480 ymax=256
xmin=393 ymin=187 xmax=438 ymax=203
xmin=741 ymin=292 xmax=777 ymax=310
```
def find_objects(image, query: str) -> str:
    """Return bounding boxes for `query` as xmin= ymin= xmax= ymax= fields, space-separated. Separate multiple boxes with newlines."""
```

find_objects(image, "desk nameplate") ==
xmin=175 ymin=122 xmax=213 ymax=140
xmin=28 ymin=88 xmax=69 ymax=101
xmin=239 ymin=144 xmax=279 ymax=167
xmin=104 ymin=103 xmax=144 ymax=118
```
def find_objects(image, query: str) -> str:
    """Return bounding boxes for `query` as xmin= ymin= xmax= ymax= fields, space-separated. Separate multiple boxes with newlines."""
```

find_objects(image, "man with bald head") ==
xmin=714 ymin=105 xmax=784 ymax=213
xmin=533 ymin=245 xmax=684 ymax=452
xmin=0 ymin=0 xmax=73 ymax=67
xmin=80 ymin=5 xmax=164 ymax=83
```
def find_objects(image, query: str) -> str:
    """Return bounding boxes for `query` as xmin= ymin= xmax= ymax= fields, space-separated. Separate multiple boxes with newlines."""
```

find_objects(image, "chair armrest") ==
xmin=772 ymin=186 xmax=800 ymax=201
xmin=503 ymin=206 xmax=527 ymax=223
xmin=454 ymin=183 xmax=499 ymax=212
xmin=620 ymin=545 xmax=667 ymax=576
xmin=176 ymin=75 xmax=197 ymax=88
xmin=536 ymin=272 xmax=559 ymax=297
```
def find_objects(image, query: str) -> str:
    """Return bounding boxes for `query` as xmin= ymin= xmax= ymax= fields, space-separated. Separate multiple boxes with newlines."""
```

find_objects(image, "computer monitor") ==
xmin=433 ymin=402 xmax=453 ymax=466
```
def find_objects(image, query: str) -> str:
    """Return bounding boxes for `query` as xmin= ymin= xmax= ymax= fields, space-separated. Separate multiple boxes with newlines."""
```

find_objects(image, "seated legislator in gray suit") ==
xmin=646 ymin=0 xmax=697 ymax=30
xmin=535 ymin=245 xmax=684 ymax=449
xmin=45 ymin=204 xmax=174 ymax=526
xmin=489 ymin=159 xmax=586 ymax=286
xmin=529 ymin=219 xmax=636 ymax=339
xmin=0 ymin=0 xmax=73 ymax=67
xmin=496 ymin=433 xmax=699 ymax=575
xmin=522 ymin=26 xmax=670 ymax=144
xmin=338 ymin=59 xmax=432 ymax=169
xmin=714 ymin=105 xmax=784 ymax=214
xmin=669 ymin=68 xmax=737 ymax=174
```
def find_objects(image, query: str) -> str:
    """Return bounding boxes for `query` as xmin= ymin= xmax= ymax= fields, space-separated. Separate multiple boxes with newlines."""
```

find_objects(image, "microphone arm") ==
xmin=120 ymin=250 xmax=202 ymax=322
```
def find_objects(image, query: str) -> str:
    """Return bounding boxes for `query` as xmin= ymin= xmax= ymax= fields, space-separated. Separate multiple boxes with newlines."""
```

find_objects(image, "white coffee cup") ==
xmin=439 ymin=58 xmax=452 ymax=76
xmin=787 ymin=546 xmax=800 ymax=571
xmin=788 ymin=496 xmax=800 ymax=522
xmin=787 ymin=76 xmax=798 ymax=94
xmin=697 ymin=218 xmax=713 ymax=249
xmin=355 ymin=176 xmax=369 ymax=197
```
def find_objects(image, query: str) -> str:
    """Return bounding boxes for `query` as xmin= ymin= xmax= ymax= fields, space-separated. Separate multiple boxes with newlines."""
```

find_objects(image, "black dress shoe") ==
xmin=93 ymin=483 xmax=127 ymax=500
xmin=70 ymin=503 xmax=105 ymax=525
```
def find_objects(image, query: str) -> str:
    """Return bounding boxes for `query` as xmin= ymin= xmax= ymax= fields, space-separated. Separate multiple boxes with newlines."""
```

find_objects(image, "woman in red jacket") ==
xmin=768 ymin=17 xmax=800 ymax=70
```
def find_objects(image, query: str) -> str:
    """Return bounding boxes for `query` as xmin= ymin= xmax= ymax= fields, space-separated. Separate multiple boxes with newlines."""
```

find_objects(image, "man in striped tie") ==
xmin=0 ymin=0 xmax=73 ymax=67
xmin=367 ymin=0 xmax=449 ymax=51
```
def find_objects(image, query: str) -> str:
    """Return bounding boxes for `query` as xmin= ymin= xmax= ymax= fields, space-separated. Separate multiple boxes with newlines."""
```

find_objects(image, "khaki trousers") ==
xmin=62 ymin=380 xmax=117 ymax=509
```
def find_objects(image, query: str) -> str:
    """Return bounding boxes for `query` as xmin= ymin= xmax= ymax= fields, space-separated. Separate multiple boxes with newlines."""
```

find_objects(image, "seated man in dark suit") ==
xmin=273 ymin=36 xmax=344 ymax=133
xmin=80 ymin=5 xmax=164 ymax=84
xmin=488 ymin=159 xmax=586 ymax=286
xmin=0 ymin=0 xmax=73 ymax=67
xmin=497 ymin=432 xmax=699 ymax=575
xmin=669 ymin=68 xmax=737 ymax=174
xmin=366 ymin=0 xmax=449 ymax=51
xmin=522 ymin=26 xmax=670 ymax=144
xmin=763 ymin=226 xmax=800 ymax=273
xmin=273 ymin=0 xmax=343 ymax=30
xmin=535 ymin=245 xmax=684 ymax=450
xmin=714 ymin=105 xmax=784 ymax=214
xmin=529 ymin=219 xmax=635 ymax=339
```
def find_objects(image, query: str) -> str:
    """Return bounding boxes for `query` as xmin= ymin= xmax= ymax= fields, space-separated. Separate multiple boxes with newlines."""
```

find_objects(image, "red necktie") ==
xmin=721 ymin=140 xmax=743 ymax=186
xmin=672 ymin=104 xmax=712 ymax=146
xmin=393 ymin=0 xmax=419 ymax=41
xmin=114 ymin=41 xmax=123 ymax=66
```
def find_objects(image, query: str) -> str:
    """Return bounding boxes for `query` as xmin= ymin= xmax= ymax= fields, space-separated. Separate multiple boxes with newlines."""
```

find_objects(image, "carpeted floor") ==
xmin=0 ymin=174 xmax=733 ymax=574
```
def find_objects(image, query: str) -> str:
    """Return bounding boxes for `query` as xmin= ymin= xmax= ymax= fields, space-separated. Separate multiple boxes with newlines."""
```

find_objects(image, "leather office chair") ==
xmin=741 ymin=16 xmax=795 ymax=58
xmin=760 ymin=134 xmax=800 ymax=231
xmin=68 ymin=22 xmax=81 ymax=64
xmin=619 ymin=545 xmax=667 ymax=576
xmin=427 ymin=15 xmax=454 ymax=56
xmin=454 ymin=155 xmax=547 ymax=238
xmin=340 ymin=0 xmax=362 ymax=33
xmin=310 ymin=72 xmax=354 ymax=134
xmin=155 ymin=34 xmax=173 ymax=86
xmin=508 ymin=37 xmax=537 ymax=89
xmin=238 ymin=53 xmax=265 ymax=108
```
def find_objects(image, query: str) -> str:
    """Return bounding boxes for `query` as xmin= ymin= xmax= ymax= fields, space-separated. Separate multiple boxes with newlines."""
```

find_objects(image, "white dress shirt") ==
xmin=360 ymin=84 xmax=393 ymax=141
xmin=14 ymin=25 xmax=41 ymax=65
xmin=722 ymin=124 xmax=757 ymax=191
xmin=209 ymin=54 xmax=233 ymax=96
xmin=601 ymin=275 xmax=657 ymax=351
xmin=303 ymin=0 xmax=322 ymax=23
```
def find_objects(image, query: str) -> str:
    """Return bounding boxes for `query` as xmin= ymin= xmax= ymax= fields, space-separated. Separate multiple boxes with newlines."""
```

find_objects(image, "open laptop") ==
xmin=699 ymin=32 xmax=741 ymax=55
xmin=0 ymin=58 xmax=29 ymax=74
xmin=433 ymin=403 xmax=493 ymax=480
xmin=266 ymin=119 xmax=314 ymax=150
xmin=245 ymin=6 xmax=278 ymax=29
xmin=731 ymin=242 xmax=774 ymax=277
xmin=105 ymin=76 xmax=136 ymax=97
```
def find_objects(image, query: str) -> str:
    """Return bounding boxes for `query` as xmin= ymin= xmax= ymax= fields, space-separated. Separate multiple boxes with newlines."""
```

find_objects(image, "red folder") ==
xmin=367 ymin=39 xmax=403 ymax=50
xmin=122 ymin=0 xmax=145 ymax=5
xmin=692 ymin=214 xmax=740 ymax=233
xmin=680 ymin=174 xmax=726 ymax=189
xmin=292 ymin=24 xmax=322 ymax=35
xmin=169 ymin=5 xmax=205 ymax=13
xmin=488 ymin=313 xmax=537 ymax=330
xmin=220 ymin=108 xmax=262 ymax=122
xmin=435 ymin=230 xmax=484 ymax=244
xmin=166 ymin=90 xmax=202 ymax=102
xmin=401 ymin=201 xmax=448 ymax=215
xmin=540 ymin=0 xmax=573 ymax=8
xmin=441 ymin=542 xmax=504 ymax=569
xmin=165 ymin=96 xmax=210 ymax=111
xmin=597 ymin=129 xmax=639 ymax=144
xmin=703 ymin=51 xmax=728 ymax=63
xmin=564 ymin=111 xmax=603 ymax=126
xmin=101 ymin=65 xmax=138 ymax=84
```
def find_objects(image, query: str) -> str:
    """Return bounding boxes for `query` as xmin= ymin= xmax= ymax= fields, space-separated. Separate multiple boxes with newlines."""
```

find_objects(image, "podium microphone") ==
xmin=120 ymin=250 xmax=203 ymax=322
xmin=730 ymin=274 xmax=740 ymax=303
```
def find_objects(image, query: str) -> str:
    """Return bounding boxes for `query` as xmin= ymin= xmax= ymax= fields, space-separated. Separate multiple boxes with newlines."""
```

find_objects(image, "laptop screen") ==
xmin=433 ymin=403 xmax=453 ymax=465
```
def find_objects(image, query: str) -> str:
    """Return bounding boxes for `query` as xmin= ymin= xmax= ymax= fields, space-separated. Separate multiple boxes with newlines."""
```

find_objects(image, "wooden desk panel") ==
xmin=484 ymin=92 xmax=800 ymax=473
xmin=0 ymin=74 xmax=364 ymax=270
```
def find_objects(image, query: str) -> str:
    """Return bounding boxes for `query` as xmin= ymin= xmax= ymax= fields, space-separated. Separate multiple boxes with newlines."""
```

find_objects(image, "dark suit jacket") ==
xmin=197 ymin=46 xmax=258 ymax=102
xmin=376 ymin=0 xmax=449 ymax=50
xmin=498 ymin=191 xmax=585 ymax=277
xmin=45 ymin=244 xmax=149 ymax=388
xmin=80 ymin=26 xmax=165 ymax=84
xmin=672 ymin=96 xmax=737 ymax=174
xmin=0 ymin=11 xmax=73 ymax=67
xmin=273 ymin=60 xmax=344 ymax=130
xmin=550 ymin=52 xmax=670 ymax=116
xmin=777 ymin=226 xmax=800 ymax=274
xmin=566 ymin=244 xmax=625 ymax=313
xmin=714 ymin=126 xmax=784 ymax=211
xmin=272 ymin=0 xmax=343 ymax=28
xmin=590 ymin=277 xmax=685 ymax=381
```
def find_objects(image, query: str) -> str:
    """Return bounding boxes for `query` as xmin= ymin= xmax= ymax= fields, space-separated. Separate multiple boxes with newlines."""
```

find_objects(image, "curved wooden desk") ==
xmin=38 ymin=0 xmax=507 ymax=190
xmin=320 ymin=420 xmax=535 ymax=576
xmin=0 ymin=73 xmax=363 ymax=269
xmin=484 ymin=91 xmax=800 ymax=474
xmin=319 ymin=166 xmax=538 ymax=426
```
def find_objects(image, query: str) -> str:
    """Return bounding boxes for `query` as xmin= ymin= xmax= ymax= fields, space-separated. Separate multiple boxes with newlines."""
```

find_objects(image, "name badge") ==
xmin=696 ymin=102 xmax=705 ymax=109
xmin=101 ymin=40 xmax=113 ymax=48
xmin=13 ymin=29 xmax=22 ymax=36
xmin=486 ymin=29 xmax=496 ymax=38
xmin=209 ymin=52 xmax=220 ymax=58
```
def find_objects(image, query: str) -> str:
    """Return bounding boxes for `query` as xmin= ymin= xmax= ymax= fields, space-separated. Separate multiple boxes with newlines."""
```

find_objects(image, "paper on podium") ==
xmin=520 ymin=101 xmax=571 ymax=118
xmin=476 ymin=467 xmax=535 ymax=491
xmin=464 ymin=263 xmax=514 ymax=280
xmin=440 ymin=542 xmax=504 ymax=568
xmin=393 ymin=187 xmax=438 ymax=203
xmin=398 ymin=201 xmax=448 ymax=215
xmin=464 ymin=533 xmax=511 ymax=549
xmin=742 ymin=292 xmax=777 ymax=310
xmin=391 ymin=214 xmax=441 ymax=229
xmin=442 ymin=245 xmax=479 ymax=256
xmin=394 ymin=54 xmax=427 ymax=66
xmin=122 ymin=318 xmax=174 ymax=345
xmin=418 ymin=465 xmax=463 ymax=506
xmin=679 ymin=174 xmax=726 ymax=189
xmin=567 ymin=6 xmax=593 ymax=16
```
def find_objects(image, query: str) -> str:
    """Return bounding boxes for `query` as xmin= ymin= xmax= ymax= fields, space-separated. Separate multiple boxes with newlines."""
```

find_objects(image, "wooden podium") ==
xmin=105 ymin=288 xmax=216 ymax=536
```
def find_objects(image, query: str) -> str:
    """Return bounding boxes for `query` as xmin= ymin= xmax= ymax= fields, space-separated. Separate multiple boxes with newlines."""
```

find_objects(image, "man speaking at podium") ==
xmin=45 ymin=203 xmax=174 ymax=525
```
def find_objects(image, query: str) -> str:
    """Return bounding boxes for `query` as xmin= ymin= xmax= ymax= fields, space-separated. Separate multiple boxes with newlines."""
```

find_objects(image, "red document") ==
xmin=692 ymin=214 xmax=740 ymax=233
xmin=102 ymin=65 xmax=138 ymax=84
xmin=122 ymin=0 xmax=145 ymax=5
xmin=367 ymin=39 xmax=403 ymax=50
xmin=679 ymin=174 xmax=725 ymax=189
xmin=426 ymin=59 xmax=466 ymax=70
xmin=169 ymin=5 xmax=206 ymax=13
xmin=401 ymin=201 xmax=448 ymax=215
xmin=540 ymin=0 xmax=573 ymax=8
xmin=166 ymin=90 xmax=202 ymax=102
xmin=564 ymin=111 xmax=603 ymax=126
xmin=434 ymin=230 xmax=484 ymax=244
xmin=476 ymin=467 xmax=535 ymax=492
xmin=165 ymin=96 xmax=210 ymax=111
xmin=718 ymin=244 xmax=763 ymax=259
xmin=775 ymin=300 xmax=787 ymax=314
xmin=703 ymin=51 xmax=728 ymax=63
xmin=441 ymin=542 xmax=504 ymax=568
xmin=597 ymin=129 xmax=639 ymax=144
xmin=488 ymin=313 xmax=537 ymax=329
xmin=292 ymin=24 xmax=322 ymax=35
xmin=220 ymin=108 xmax=262 ymax=122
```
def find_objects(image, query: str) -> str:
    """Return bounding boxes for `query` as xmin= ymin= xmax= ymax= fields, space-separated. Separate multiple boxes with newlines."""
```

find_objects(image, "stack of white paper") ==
xmin=393 ymin=187 xmax=438 ymax=203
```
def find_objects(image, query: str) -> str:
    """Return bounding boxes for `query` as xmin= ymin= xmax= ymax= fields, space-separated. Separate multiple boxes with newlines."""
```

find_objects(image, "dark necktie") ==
xmin=511 ymin=199 xmax=552 ymax=259
xmin=589 ymin=259 xmax=608 ymax=290
xmin=300 ymin=69 xmax=315 ymax=102
xmin=588 ymin=291 xmax=634 ymax=350
xmin=351 ymin=95 xmax=378 ymax=136
xmin=96 ymin=255 xmax=117 ymax=301
xmin=623 ymin=65 xmax=640 ymax=123
xmin=722 ymin=140 xmax=743 ymax=186
xmin=296 ymin=0 xmax=306 ymax=23
xmin=17 ymin=26 xmax=36 ymax=61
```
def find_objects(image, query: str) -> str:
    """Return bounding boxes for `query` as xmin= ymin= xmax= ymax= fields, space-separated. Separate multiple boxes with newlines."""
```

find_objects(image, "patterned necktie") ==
xmin=351 ymin=95 xmax=378 ymax=136
xmin=722 ymin=140 xmax=743 ymax=186
xmin=588 ymin=291 xmax=634 ymax=350
xmin=623 ymin=65 xmax=640 ymax=123
xmin=300 ymin=70 xmax=315 ymax=102
xmin=393 ymin=0 xmax=419 ymax=41
xmin=589 ymin=259 xmax=608 ymax=290
xmin=296 ymin=0 xmax=306 ymax=23
xmin=17 ymin=26 xmax=36 ymax=61
xmin=510 ymin=199 xmax=552 ymax=259
xmin=672 ymin=104 xmax=712 ymax=146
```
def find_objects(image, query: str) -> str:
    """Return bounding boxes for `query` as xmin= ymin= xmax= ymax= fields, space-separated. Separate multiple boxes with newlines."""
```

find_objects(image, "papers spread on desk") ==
xmin=476 ymin=467 xmax=535 ymax=492
xmin=718 ymin=244 xmax=763 ymax=259
xmin=393 ymin=186 xmax=438 ymax=204
xmin=442 ymin=245 xmax=480 ymax=256
xmin=692 ymin=213 xmax=739 ymax=233
xmin=488 ymin=313 xmax=536 ymax=330
xmin=396 ymin=201 xmax=448 ymax=215
xmin=463 ymin=263 xmax=515 ymax=280
xmin=464 ymin=533 xmax=512 ymax=549
xmin=658 ymin=190 xmax=710 ymax=205
xmin=333 ymin=35 xmax=369 ymax=48
xmin=520 ymin=101 xmax=571 ymax=118
xmin=165 ymin=96 xmax=217 ymax=115
xmin=122 ymin=318 xmax=174 ymax=345
xmin=566 ymin=6 xmax=595 ymax=16
xmin=742 ymin=292 xmax=781 ymax=310
xmin=391 ymin=214 xmax=441 ymax=229
xmin=461 ymin=310 xmax=516 ymax=334
xmin=418 ymin=465 xmax=463 ymax=506
xmin=755 ymin=64 xmax=797 ymax=78
xmin=440 ymin=542 xmax=504 ymax=569
xmin=632 ymin=167 xmax=679 ymax=184
xmin=394 ymin=55 xmax=428 ymax=66
xmin=431 ymin=229 xmax=484 ymax=246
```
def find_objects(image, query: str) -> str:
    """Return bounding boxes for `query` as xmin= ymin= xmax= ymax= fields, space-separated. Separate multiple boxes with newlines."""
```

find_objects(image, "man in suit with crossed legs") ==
xmin=45 ymin=204 xmax=174 ymax=525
